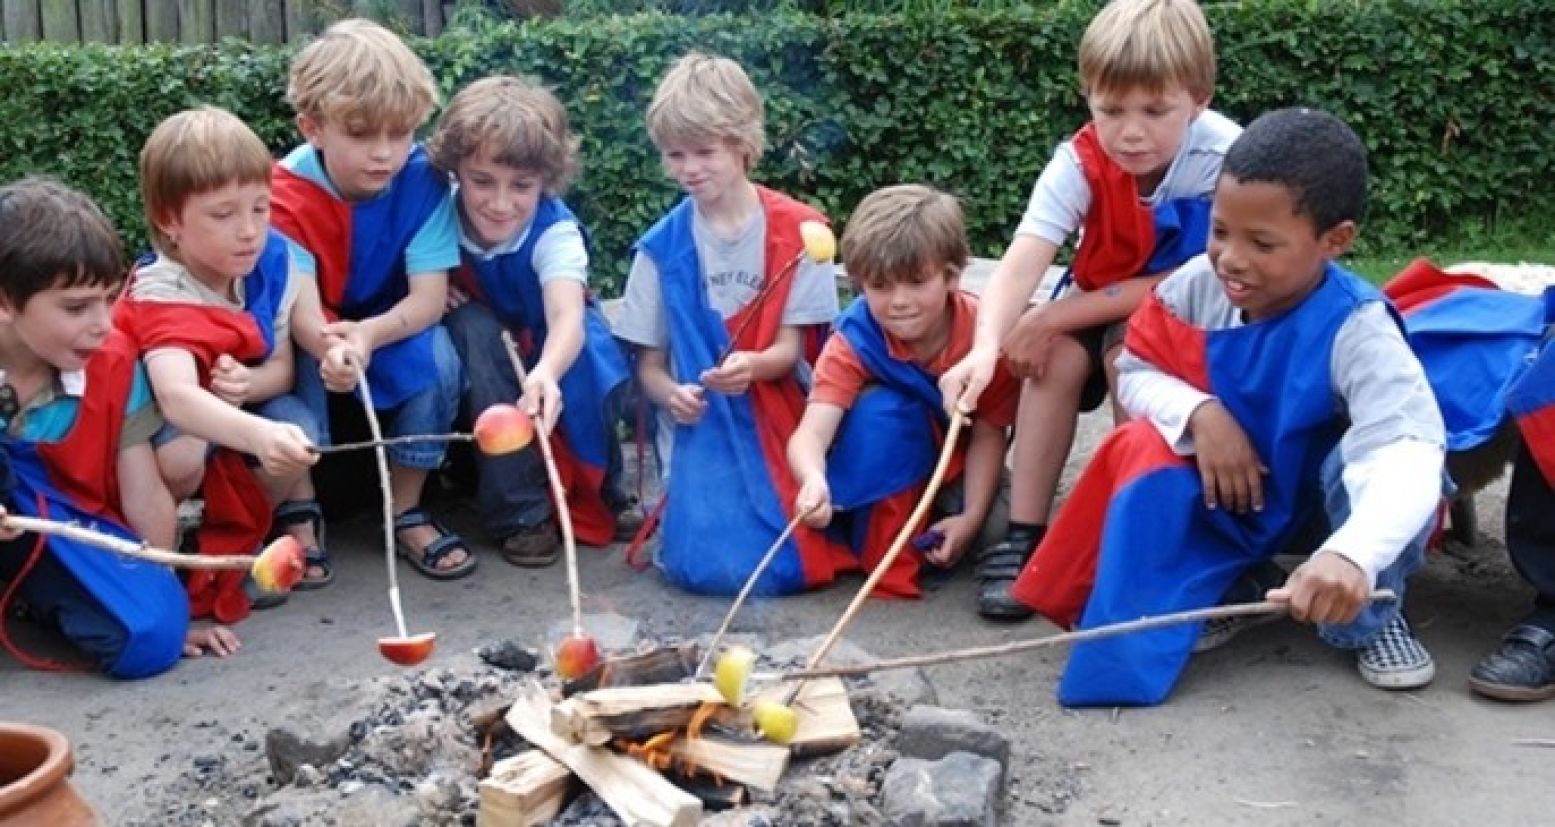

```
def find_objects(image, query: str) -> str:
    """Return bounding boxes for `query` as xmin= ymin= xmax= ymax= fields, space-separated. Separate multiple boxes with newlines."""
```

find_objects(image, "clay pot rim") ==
xmin=0 ymin=722 xmax=74 ymax=810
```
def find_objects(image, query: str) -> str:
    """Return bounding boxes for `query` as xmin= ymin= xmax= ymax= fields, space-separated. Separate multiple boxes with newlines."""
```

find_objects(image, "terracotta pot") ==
xmin=0 ymin=723 xmax=98 ymax=827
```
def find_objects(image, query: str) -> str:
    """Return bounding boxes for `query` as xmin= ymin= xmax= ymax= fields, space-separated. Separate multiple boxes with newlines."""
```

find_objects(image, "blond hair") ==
xmin=139 ymin=106 xmax=273 ymax=253
xmin=427 ymin=76 xmax=580 ymax=195
xmin=646 ymin=52 xmax=765 ymax=169
xmin=1079 ymin=0 xmax=1216 ymax=101
xmin=841 ymin=184 xmax=968 ymax=287
xmin=286 ymin=18 xmax=438 ymax=133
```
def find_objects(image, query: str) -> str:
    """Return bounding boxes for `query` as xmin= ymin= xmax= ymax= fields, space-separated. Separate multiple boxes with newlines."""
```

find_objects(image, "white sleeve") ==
xmin=532 ymin=221 xmax=590 ymax=286
xmin=780 ymin=258 xmax=840 ymax=326
xmin=1319 ymin=303 xmax=1447 ymax=583
xmin=1012 ymin=144 xmax=1091 ymax=246
xmin=1116 ymin=346 xmax=1215 ymax=455
xmin=613 ymin=252 xmax=668 ymax=349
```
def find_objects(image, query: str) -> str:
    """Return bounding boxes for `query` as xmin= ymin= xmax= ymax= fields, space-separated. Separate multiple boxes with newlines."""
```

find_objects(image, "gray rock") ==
xmin=765 ymin=635 xmax=937 ymax=706
xmin=264 ymin=727 xmax=351 ymax=786
xmin=883 ymin=752 xmax=1002 ymax=827
xmin=897 ymin=706 xmax=1011 ymax=781
xmin=476 ymin=638 xmax=538 ymax=672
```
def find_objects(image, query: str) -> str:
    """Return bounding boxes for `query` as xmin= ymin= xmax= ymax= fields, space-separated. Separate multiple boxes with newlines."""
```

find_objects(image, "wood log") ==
xmin=562 ymin=643 xmax=700 ymax=696
xmin=551 ymin=682 xmax=725 ymax=746
xmin=756 ymin=677 xmax=859 ymax=756
xmin=665 ymin=735 xmax=788 ymax=792
xmin=506 ymin=682 xmax=700 ymax=827
xmin=477 ymin=751 xmax=571 ymax=827
xmin=670 ymin=775 xmax=746 ymax=810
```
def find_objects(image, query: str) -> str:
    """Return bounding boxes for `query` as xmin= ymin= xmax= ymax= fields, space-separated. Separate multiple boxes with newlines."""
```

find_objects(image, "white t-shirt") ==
xmin=1115 ymin=254 xmax=1446 ymax=584
xmin=1015 ymin=110 xmax=1242 ymax=247
xmin=455 ymin=197 xmax=589 ymax=287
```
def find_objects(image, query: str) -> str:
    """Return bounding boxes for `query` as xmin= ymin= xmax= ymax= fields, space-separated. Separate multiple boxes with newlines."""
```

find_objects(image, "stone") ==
xmin=264 ymin=728 xmax=351 ymax=786
xmin=897 ymin=706 xmax=1011 ymax=781
xmin=476 ymin=638 xmax=538 ymax=672
xmin=882 ymin=752 xmax=1002 ymax=827
xmin=765 ymin=635 xmax=937 ymax=706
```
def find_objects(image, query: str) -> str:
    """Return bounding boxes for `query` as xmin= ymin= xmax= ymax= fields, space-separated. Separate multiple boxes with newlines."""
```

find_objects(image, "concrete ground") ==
xmin=6 ymin=404 xmax=1553 ymax=826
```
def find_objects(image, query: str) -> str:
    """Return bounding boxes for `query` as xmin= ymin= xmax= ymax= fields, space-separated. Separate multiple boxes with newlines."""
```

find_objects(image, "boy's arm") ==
xmin=788 ymin=402 xmax=845 ymax=527
xmin=240 ymin=334 xmax=297 ymax=404
xmin=702 ymin=327 xmax=803 ymax=394
xmin=351 ymin=272 xmax=449 ymax=351
xmin=637 ymin=347 xmax=706 ymax=425
xmin=116 ymin=441 xmax=175 ymax=549
xmin=143 ymin=349 xmax=315 ymax=473
xmin=924 ymin=417 xmax=1008 ymax=567
xmin=1115 ymin=345 xmax=1214 ymax=453
xmin=524 ymin=279 xmax=587 ymax=432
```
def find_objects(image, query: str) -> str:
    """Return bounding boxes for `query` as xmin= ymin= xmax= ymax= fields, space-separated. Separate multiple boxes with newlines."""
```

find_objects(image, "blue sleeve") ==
xmin=279 ymin=232 xmax=317 ymax=278
xmin=125 ymin=363 xmax=154 ymax=416
xmin=404 ymin=194 xmax=460 ymax=276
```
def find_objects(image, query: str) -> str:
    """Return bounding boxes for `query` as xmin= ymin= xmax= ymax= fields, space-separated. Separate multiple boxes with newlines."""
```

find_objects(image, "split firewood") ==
xmin=477 ymin=751 xmax=572 ymax=827
xmin=551 ymin=683 xmax=728 ymax=746
xmin=754 ymin=677 xmax=860 ymax=756
xmin=671 ymin=775 xmax=747 ymax=810
xmin=664 ymin=735 xmax=788 ymax=792
xmin=562 ymin=643 xmax=701 ymax=696
xmin=505 ymin=682 xmax=701 ymax=827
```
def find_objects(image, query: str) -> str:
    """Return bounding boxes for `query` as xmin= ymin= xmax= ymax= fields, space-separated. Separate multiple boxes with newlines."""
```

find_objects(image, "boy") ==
xmin=939 ymin=0 xmax=1240 ymax=619
xmin=789 ymin=185 xmax=1019 ymax=597
xmin=0 ymin=178 xmax=236 ymax=678
xmin=1009 ymin=108 xmax=1443 ymax=706
xmin=117 ymin=107 xmax=333 ymax=613
xmin=428 ymin=76 xmax=634 ymax=566
xmin=269 ymin=19 xmax=474 ymax=580
xmin=615 ymin=53 xmax=846 ymax=595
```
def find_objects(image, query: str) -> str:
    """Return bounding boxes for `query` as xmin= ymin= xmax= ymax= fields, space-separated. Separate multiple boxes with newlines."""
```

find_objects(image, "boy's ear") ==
xmin=944 ymin=262 xmax=964 ymax=287
xmin=296 ymin=113 xmax=324 ymax=147
xmin=0 ymin=294 xmax=18 ymax=325
xmin=1319 ymin=220 xmax=1357 ymax=258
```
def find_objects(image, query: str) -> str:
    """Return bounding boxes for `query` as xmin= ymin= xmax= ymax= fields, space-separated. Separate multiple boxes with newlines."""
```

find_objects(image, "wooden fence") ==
xmin=0 ymin=0 xmax=454 ymax=44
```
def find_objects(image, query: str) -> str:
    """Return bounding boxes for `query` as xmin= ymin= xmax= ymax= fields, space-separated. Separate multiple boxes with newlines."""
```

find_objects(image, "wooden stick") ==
xmin=790 ymin=410 xmax=967 ymax=701
xmin=0 ymin=514 xmax=256 ymax=570
xmin=351 ymin=360 xmax=410 ymax=640
xmin=712 ymin=249 xmax=804 ymax=367
xmin=502 ymin=330 xmax=583 ymax=637
xmin=311 ymin=433 xmax=475 ymax=454
xmin=772 ymin=590 xmax=1400 ymax=681
xmin=695 ymin=507 xmax=812 ymax=679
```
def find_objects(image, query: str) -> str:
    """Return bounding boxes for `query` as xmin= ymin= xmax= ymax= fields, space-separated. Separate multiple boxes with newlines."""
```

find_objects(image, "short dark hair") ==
xmin=1221 ymin=107 xmax=1367 ymax=234
xmin=0 ymin=178 xmax=124 ymax=309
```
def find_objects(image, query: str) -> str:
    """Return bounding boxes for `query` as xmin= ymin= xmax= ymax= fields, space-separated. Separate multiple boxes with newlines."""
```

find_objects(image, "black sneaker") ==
xmin=1469 ymin=624 xmax=1555 ymax=702
xmin=975 ymin=536 xmax=1036 ymax=620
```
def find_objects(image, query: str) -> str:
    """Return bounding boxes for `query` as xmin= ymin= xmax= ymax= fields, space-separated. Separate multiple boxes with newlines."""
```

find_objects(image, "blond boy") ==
xmin=939 ymin=0 xmax=1241 ymax=618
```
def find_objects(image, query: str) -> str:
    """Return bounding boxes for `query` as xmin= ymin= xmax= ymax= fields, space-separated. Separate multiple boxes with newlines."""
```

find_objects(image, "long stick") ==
xmin=772 ymin=590 xmax=1400 ymax=681
xmin=712 ymin=250 xmax=804 ymax=367
xmin=311 ymin=433 xmax=475 ymax=455
xmin=0 ymin=514 xmax=257 ymax=570
xmin=502 ymin=331 xmax=583 ymax=637
xmin=352 ymin=361 xmax=409 ymax=641
xmin=790 ymin=410 xmax=967 ymax=701
xmin=694 ymin=507 xmax=812 ymax=679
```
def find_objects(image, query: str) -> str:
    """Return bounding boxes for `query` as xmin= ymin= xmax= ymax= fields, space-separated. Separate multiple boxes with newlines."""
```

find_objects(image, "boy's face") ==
xmin=659 ymin=138 xmax=747 ymax=209
xmin=158 ymin=181 xmax=271 ymax=286
xmin=297 ymin=114 xmax=415 ymax=201
xmin=0 ymin=283 xmax=117 ymax=373
xmin=859 ymin=264 xmax=958 ymax=348
xmin=1207 ymin=176 xmax=1354 ymax=321
xmin=1087 ymin=84 xmax=1206 ymax=190
xmin=453 ymin=151 xmax=543 ymax=249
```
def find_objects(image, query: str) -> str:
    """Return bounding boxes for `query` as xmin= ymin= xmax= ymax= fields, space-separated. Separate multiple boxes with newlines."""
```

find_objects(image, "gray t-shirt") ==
xmin=131 ymin=252 xmax=301 ymax=346
xmin=614 ymin=205 xmax=838 ymax=349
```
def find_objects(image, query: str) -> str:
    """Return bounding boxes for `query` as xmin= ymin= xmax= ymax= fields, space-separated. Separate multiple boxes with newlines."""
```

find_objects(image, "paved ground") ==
xmin=7 ymin=403 xmax=1552 ymax=826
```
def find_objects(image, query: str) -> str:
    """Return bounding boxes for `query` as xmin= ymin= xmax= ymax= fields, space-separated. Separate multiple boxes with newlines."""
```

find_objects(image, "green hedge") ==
xmin=1 ymin=0 xmax=1550 ymax=295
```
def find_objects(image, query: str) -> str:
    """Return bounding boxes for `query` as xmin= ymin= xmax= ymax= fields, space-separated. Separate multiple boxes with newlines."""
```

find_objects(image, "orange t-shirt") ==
xmin=809 ymin=291 xmax=1020 ymax=427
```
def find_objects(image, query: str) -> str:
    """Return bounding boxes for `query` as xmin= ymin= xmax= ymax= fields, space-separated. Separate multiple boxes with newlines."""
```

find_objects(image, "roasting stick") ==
xmin=695 ymin=505 xmax=815 ymax=679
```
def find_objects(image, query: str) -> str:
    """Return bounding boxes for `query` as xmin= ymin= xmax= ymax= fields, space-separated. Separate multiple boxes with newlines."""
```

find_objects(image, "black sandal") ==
xmin=975 ymin=537 xmax=1036 ymax=620
xmin=1469 ymin=624 xmax=1555 ymax=702
xmin=273 ymin=499 xmax=333 ymax=590
xmin=394 ymin=507 xmax=477 ymax=581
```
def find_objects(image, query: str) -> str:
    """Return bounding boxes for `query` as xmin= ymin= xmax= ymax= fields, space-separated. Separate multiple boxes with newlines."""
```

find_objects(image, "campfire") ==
xmin=478 ymin=643 xmax=861 ymax=826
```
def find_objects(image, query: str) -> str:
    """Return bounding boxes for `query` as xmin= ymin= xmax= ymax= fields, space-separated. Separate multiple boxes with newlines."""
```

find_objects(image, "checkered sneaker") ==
xmin=1357 ymin=614 xmax=1435 ymax=689
xmin=1192 ymin=613 xmax=1282 ymax=654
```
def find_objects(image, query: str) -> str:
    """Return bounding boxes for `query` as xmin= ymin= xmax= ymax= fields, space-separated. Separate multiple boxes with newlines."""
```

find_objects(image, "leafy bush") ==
xmin=1 ymin=0 xmax=1549 ymax=296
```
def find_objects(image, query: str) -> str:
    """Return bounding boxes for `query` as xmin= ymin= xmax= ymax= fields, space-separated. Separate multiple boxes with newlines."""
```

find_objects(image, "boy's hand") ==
xmin=209 ymin=354 xmax=251 ymax=406
xmin=445 ymin=283 xmax=471 ymax=313
xmin=939 ymin=346 xmax=995 ymax=415
xmin=666 ymin=383 xmax=707 ymax=425
xmin=322 ymin=321 xmax=374 ymax=369
xmin=922 ymin=513 xmax=976 ymax=568
xmin=700 ymin=353 xmax=755 ymax=395
xmin=0 ymin=505 xmax=22 ymax=542
xmin=1268 ymin=552 xmax=1369 ymax=625
xmin=1001 ymin=306 xmax=1059 ymax=380
xmin=795 ymin=475 xmax=833 ymax=528
xmin=254 ymin=422 xmax=318 ymax=477
xmin=321 ymin=343 xmax=362 ymax=393
xmin=184 ymin=624 xmax=241 ymax=658
xmin=520 ymin=367 xmax=564 ymax=435
xmin=1187 ymin=400 xmax=1267 ymax=513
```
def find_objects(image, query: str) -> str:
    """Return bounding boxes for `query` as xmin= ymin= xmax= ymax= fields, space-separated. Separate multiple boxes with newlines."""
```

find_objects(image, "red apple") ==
xmin=553 ymin=634 xmax=601 ymax=680
xmin=251 ymin=536 xmax=306 ymax=593
xmin=473 ymin=403 xmax=536 ymax=456
xmin=377 ymin=632 xmax=437 ymax=666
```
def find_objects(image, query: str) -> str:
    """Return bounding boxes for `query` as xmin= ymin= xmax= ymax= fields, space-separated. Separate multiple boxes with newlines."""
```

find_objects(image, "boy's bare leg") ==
xmin=1103 ymin=342 xmax=1130 ymax=426
xmin=389 ymin=464 xmax=469 ymax=572
xmin=977 ymin=337 xmax=1091 ymax=618
xmin=156 ymin=435 xmax=209 ymax=502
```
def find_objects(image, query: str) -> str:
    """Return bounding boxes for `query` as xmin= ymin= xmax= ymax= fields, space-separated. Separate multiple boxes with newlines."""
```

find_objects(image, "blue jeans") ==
xmin=445 ymin=301 xmax=627 ymax=538
xmin=293 ymin=325 xmax=464 ymax=470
